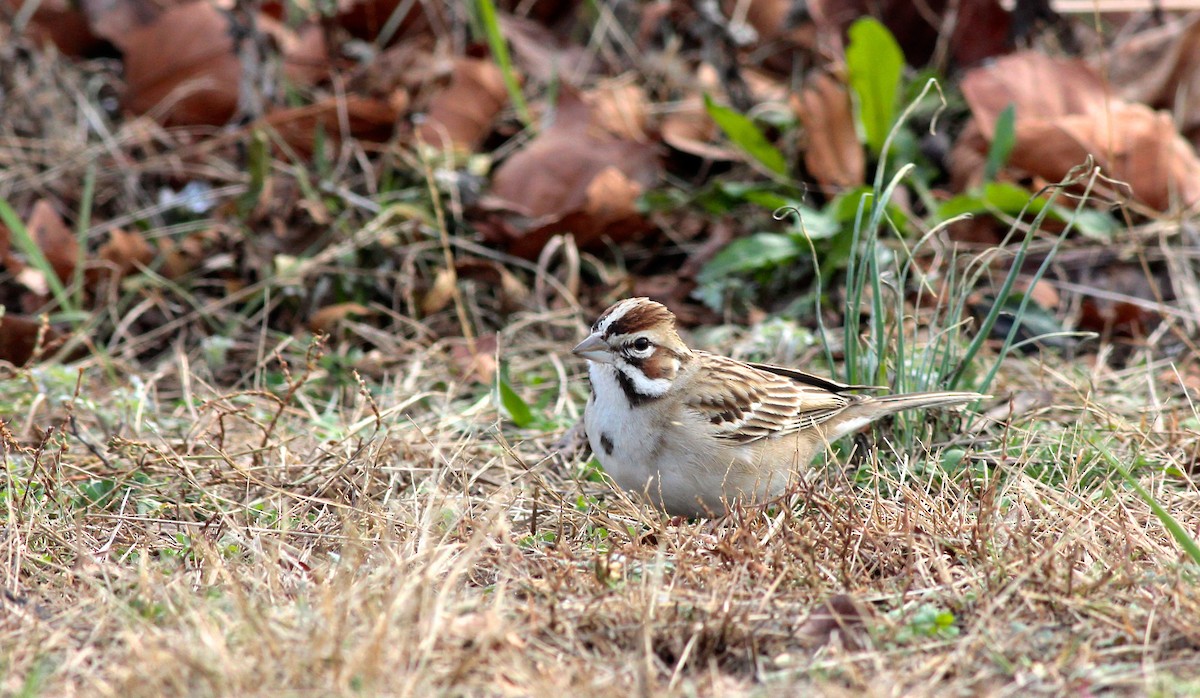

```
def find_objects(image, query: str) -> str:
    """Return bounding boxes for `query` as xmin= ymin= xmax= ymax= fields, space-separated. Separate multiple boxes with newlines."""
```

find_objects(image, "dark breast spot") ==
xmin=599 ymin=432 xmax=614 ymax=456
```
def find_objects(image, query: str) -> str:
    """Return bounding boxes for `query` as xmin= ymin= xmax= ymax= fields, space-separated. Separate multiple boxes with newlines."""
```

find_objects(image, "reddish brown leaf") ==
xmin=961 ymin=52 xmax=1200 ymax=211
xmin=809 ymin=0 xmax=1011 ymax=67
xmin=98 ymin=228 xmax=155 ymax=280
xmin=417 ymin=58 xmax=507 ymax=152
xmin=10 ymin=0 xmax=100 ymax=55
xmin=81 ymin=0 xmax=162 ymax=43
xmin=0 ymin=315 xmax=64 ymax=366
xmin=336 ymin=0 xmax=439 ymax=42
xmin=449 ymin=334 xmax=498 ymax=385
xmin=483 ymin=90 xmax=659 ymax=257
xmin=116 ymin=2 xmax=242 ymax=126
xmin=792 ymin=72 xmax=864 ymax=191
xmin=261 ymin=96 xmax=398 ymax=155
xmin=26 ymin=200 xmax=77 ymax=285
xmin=585 ymin=81 xmax=649 ymax=143
xmin=661 ymin=96 xmax=739 ymax=161
xmin=796 ymin=594 xmax=872 ymax=651
xmin=308 ymin=303 xmax=374 ymax=334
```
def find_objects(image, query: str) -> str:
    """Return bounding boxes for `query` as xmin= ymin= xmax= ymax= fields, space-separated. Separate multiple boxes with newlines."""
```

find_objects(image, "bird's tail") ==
xmin=830 ymin=391 xmax=986 ymax=440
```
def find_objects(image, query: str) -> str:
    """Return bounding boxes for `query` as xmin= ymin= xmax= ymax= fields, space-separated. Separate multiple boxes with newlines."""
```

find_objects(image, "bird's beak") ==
xmin=572 ymin=333 xmax=613 ymax=364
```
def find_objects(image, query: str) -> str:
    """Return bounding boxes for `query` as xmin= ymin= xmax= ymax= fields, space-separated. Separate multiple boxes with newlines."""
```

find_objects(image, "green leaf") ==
xmin=938 ymin=182 xmax=1047 ymax=219
xmin=498 ymin=377 xmax=534 ymax=428
xmin=698 ymin=233 xmax=801 ymax=283
xmin=703 ymin=94 xmax=788 ymax=176
xmin=984 ymin=104 xmax=1016 ymax=182
xmin=846 ymin=17 xmax=904 ymax=155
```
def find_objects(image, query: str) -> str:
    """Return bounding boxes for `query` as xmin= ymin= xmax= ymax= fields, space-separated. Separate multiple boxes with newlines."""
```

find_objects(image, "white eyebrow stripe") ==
xmin=596 ymin=300 xmax=636 ymax=335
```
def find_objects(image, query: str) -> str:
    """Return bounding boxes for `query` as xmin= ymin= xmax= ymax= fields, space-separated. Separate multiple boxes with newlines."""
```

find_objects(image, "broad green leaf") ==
xmin=703 ymin=94 xmax=788 ymax=176
xmin=498 ymin=377 xmax=534 ymax=428
xmin=937 ymin=183 xmax=1116 ymax=242
xmin=698 ymin=233 xmax=801 ymax=282
xmin=984 ymin=104 xmax=1016 ymax=182
xmin=846 ymin=17 xmax=904 ymax=156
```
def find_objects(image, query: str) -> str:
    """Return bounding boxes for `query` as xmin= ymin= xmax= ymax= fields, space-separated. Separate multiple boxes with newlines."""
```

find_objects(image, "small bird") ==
xmin=572 ymin=297 xmax=986 ymax=517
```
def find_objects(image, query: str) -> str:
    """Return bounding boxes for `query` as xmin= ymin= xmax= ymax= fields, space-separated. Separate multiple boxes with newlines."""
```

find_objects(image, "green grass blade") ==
xmin=983 ymin=104 xmax=1016 ymax=183
xmin=703 ymin=94 xmax=788 ymax=177
xmin=477 ymin=0 xmax=532 ymax=127
xmin=1095 ymin=440 xmax=1200 ymax=566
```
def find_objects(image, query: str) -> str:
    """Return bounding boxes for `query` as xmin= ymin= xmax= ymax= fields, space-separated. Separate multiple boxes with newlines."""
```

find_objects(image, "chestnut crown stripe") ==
xmin=595 ymin=298 xmax=676 ymax=339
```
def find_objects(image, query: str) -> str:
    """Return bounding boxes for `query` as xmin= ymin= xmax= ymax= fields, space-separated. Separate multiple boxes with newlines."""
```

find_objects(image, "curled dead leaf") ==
xmin=422 ymin=267 xmax=457 ymax=316
xmin=661 ymin=95 xmax=739 ymax=161
xmin=99 ymin=228 xmax=155 ymax=280
xmin=417 ymin=57 xmax=507 ymax=152
xmin=449 ymin=334 xmax=498 ymax=385
xmin=960 ymin=52 xmax=1200 ymax=211
xmin=117 ymin=2 xmax=242 ymax=126
xmin=585 ymin=81 xmax=649 ymax=142
xmin=483 ymin=90 xmax=659 ymax=258
xmin=260 ymin=96 xmax=398 ymax=155
xmin=792 ymin=72 xmax=864 ymax=190
xmin=25 ymin=200 xmax=77 ymax=285
xmin=308 ymin=303 xmax=374 ymax=334
xmin=796 ymin=594 xmax=872 ymax=651
xmin=0 ymin=314 xmax=65 ymax=366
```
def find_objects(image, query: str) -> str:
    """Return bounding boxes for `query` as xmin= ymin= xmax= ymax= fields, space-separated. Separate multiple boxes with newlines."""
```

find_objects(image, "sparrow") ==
xmin=571 ymin=297 xmax=986 ymax=517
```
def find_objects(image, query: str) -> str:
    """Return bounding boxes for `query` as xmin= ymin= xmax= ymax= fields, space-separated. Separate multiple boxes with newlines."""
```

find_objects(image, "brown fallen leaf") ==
xmin=500 ymin=13 xmax=592 ymax=86
xmin=116 ymin=2 xmax=242 ymax=126
xmin=81 ymin=0 xmax=162 ymax=44
xmin=308 ymin=302 xmax=374 ymax=334
xmin=417 ymin=57 xmax=507 ymax=152
xmin=796 ymin=594 xmax=872 ymax=651
xmin=421 ymin=267 xmax=457 ymax=316
xmin=337 ymin=0 xmax=440 ymax=42
xmin=98 ymin=228 xmax=155 ymax=281
xmin=585 ymin=81 xmax=649 ymax=142
xmin=1108 ymin=15 xmax=1200 ymax=142
xmin=792 ymin=72 xmax=864 ymax=191
xmin=11 ymin=0 xmax=99 ymax=55
xmin=809 ymin=0 xmax=1012 ymax=67
xmin=25 ymin=200 xmax=78 ymax=285
xmin=481 ymin=89 xmax=659 ymax=258
xmin=449 ymin=334 xmax=498 ymax=385
xmin=960 ymin=51 xmax=1200 ymax=211
xmin=260 ymin=96 xmax=398 ymax=155
xmin=661 ymin=95 xmax=739 ymax=162
xmin=259 ymin=17 xmax=332 ymax=88
xmin=0 ymin=314 xmax=65 ymax=366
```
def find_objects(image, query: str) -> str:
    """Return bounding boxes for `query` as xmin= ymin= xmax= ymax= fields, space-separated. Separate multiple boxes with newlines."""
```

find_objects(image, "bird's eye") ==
xmin=632 ymin=337 xmax=652 ymax=351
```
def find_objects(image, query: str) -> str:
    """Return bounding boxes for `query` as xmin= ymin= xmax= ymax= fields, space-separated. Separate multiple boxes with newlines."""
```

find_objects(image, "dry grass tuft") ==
xmin=3 ymin=315 xmax=1199 ymax=697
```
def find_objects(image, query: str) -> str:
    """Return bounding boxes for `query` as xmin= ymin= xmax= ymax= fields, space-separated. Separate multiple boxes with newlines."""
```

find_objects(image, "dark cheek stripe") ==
xmin=615 ymin=370 xmax=654 ymax=407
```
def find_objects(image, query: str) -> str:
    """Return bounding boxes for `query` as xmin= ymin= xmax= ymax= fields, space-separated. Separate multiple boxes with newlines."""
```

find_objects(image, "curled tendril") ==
xmin=772 ymin=205 xmax=802 ymax=222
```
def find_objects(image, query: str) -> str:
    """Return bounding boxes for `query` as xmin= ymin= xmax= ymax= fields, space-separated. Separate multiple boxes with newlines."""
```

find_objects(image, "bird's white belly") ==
xmin=584 ymin=365 xmax=794 ymax=516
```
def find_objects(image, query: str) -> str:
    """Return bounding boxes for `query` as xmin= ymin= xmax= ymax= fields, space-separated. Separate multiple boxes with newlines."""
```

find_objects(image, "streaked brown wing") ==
xmin=684 ymin=352 xmax=856 ymax=443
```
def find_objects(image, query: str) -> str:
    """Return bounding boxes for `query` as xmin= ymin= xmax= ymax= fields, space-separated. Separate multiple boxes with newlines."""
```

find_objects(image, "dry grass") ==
xmin=2 ymin=20 xmax=1200 ymax=698
xmin=3 ymin=313 xmax=1199 ymax=698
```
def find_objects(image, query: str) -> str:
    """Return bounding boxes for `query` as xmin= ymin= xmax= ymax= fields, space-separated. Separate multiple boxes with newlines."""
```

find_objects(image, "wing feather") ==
xmin=684 ymin=352 xmax=864 ymax=443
